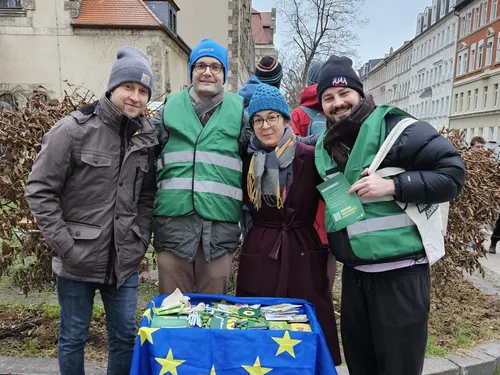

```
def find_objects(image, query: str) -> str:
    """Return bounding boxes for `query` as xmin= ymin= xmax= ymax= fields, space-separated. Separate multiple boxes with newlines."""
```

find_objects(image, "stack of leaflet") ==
xmin=150 ymin=289 xmax=312 ymax=332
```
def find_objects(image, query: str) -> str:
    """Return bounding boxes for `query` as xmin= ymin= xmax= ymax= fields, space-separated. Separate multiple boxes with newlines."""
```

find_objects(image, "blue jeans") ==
xmin=57 ymin=273 xmax=139 ymax=375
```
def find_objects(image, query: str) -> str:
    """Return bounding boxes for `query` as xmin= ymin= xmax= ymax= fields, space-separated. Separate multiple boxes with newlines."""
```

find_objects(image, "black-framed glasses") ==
xmin=252 ymin=114 xmax=282 ymax=128
xmin=194 ymin=62 xmax=223 ymax=75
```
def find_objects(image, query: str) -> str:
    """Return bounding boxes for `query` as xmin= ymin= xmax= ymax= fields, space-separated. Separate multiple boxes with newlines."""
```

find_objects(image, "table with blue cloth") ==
xmin=130 ymin=294 xmax=337 ymax=375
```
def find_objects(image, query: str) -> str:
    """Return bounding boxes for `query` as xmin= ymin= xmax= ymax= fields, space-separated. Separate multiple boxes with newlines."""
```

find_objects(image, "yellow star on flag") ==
xmin=202 ymin=365 xmax=217 ymax=375
xmin=272 ymin=331 xmax=302 ymax=358
xmin=155 ymin=349 xmax=186 ymax=375
xmin=142 ymin=308 xmax=152 ymax=323
xmin=241 ymin=356 xmax=273 ymax=375
xmin=138 ymin=327 xmax=159 ymax=345
xmin=153 ymin=306 xmax=162 ymax=315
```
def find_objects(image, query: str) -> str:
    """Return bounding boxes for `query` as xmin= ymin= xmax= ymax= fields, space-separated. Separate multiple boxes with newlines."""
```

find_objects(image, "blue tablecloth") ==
xmin=130 ymin=294 xmax=337 ymax=375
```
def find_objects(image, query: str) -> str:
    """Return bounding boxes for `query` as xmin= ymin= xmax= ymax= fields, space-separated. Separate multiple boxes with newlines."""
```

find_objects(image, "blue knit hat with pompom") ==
xmin=247 ymin=84 xmax=290 ymax=123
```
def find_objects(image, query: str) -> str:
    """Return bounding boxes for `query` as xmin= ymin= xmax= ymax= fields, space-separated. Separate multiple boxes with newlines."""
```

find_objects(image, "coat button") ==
xmin=94 ymin=157 xmax=99 ymax=164
xmin=119 ymin=182 xmax=123 ymax=186
xmin=115 ymin=215 xmax=119 ymax=220
xmin=75 ymin=231 xmax=80 ymax=236
xmin=300 ymin=252 xmax=304 ymax=256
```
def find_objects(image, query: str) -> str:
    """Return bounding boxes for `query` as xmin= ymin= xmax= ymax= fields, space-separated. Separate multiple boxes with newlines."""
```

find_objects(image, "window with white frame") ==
xmin=492 ymin=0 xmax=498 ymax=21
xmin=474 ymin=88 xmax=479 ymax=109
xmin=451 ymin=23 xmax=456 ymax=40
xmin=467 ymin=90 xmax=472 ymax=110
xmin=467 ymin=12 xmax=472 ymax=33
xmin=484 ymin=86 xmax=489 ymax=108
xmin=462 ymin=51 xmax=469 ymax=74
xmin=470 ymin=43 xmax=477 ymax=71
xmin=444 ymin=61 xmax=448 ymax=78
xmin=461 ymin=16 xmax=466 ymax=36
xmin=457 ymin=55 xmax=463 ymax=76
xmin=486 ymin=36 xmax=494 ymax=66
xmin=474 ymin=7 xmax=480 ymax=29
xmin=482 ymin=2 xmax=488 ymax=24
xmin=441 ymin=98 xmax=445 ymax=114
xmin=460 ymin=92 xmax=464 ymax=111
xmin=496 ymin=33 xmax=500 ymax=62
xmin=495 ymin=84 xmax=499 ymax=107
xmin=478 ymin=39 xmax=485 ymax=68
xmin=454 ymin=93 xmax=459 ymax=112
xmin=446 ymin=96 xmax=450 ymax=113
xmin=0 ymin=0 xmax=22 ymax=8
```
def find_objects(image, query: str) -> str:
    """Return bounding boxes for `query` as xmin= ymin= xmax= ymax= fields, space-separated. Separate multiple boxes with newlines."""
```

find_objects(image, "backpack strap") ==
xmin=298 ymin=105 xmax=320 ymax=119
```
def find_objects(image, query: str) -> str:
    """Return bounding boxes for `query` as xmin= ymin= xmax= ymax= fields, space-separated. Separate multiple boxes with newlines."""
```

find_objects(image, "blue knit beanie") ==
xmin=307 ymin=61 xmax=324 ymax=86
xmin=248 ymin=84 xmax=290 ymax=122
xmin=189 ymin=39 xmax=228 ymax=83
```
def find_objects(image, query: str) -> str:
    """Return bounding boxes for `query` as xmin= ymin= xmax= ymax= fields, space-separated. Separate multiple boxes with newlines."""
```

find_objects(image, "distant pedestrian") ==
xmin=471 ymin=136 xmax=486 ymax=150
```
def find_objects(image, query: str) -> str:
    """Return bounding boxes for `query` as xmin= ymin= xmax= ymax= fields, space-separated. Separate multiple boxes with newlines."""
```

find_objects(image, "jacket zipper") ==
xmin=104 ymin=121 xmax=127 ymax=283
xmin=132 ymin=166 xmax=140 ymax=202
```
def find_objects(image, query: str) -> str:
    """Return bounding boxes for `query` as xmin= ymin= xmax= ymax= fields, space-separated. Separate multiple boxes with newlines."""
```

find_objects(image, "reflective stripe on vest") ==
xmin=359 ymin=196 xmax=395 ymax=204
xmin=157 ymin=151 xmax=242 ymax=172
xmin=347 ymin=213 xmax=415 ymax=237
xmin=158 ymin=178 xmax=243 ymax=201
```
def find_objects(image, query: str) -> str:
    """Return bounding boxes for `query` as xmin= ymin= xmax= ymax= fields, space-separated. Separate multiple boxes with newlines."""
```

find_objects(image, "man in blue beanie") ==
xmin=26 ymin=47 xmax=157 ymax=375
xmin=151 ymin=39 xmax=250 ymax=295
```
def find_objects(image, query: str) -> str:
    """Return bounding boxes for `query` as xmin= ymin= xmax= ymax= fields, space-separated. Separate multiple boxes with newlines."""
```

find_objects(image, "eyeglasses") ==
xmin=252 ymin=114 xmax=282 ymax=128
xmin=194 ymin=62 xmax=223 ymax=75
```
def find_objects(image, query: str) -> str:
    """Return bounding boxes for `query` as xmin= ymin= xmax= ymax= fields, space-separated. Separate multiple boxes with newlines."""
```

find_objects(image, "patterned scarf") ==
xmin=247 ymin=127 xmax=296 ymax=210
xmin=189 ymin=85 xmax=224 ymax=124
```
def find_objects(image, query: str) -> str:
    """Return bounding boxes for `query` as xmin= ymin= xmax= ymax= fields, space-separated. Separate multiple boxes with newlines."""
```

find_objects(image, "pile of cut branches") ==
xmin=432 ymin=131 xmax=500 ymax=296
xmin=0 ymin=88 xmax=96 ymax=294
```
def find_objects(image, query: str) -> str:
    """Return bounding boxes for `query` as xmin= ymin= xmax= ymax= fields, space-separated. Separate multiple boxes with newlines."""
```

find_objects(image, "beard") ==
xmin=326 ymin=104 xmax=352 ymax=123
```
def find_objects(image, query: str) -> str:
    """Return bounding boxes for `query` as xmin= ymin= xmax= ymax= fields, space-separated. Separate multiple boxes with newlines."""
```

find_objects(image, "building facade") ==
xmin=408 ymin=0 xmax=458 ymax=129
xmin=360 ymin=0 xmax=459 ymax=130
xmin=251 ymin=8 xmax=278 ymax=69
xmin=0 ymin=0 xmax=190 ymax=107
xmin=175 ymin=0 xmax=253 ymax=92
xmin=449 ymin=0 xmax=500 ymax=143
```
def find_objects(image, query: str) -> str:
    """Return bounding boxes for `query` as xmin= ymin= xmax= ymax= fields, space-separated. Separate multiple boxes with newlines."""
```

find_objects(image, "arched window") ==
xmin=0 ymin=92 xmax=18 ymax=110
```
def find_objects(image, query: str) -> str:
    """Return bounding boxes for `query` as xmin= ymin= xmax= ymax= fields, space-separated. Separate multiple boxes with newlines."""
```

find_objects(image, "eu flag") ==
xmin=130 ymin=294 xmax=337 ymax=375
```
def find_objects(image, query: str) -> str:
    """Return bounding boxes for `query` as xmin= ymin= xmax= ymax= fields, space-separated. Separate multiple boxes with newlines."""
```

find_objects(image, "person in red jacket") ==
xmin=290 ymin=61 xmax=337 ymax=293
xmin=291 ymin=61 xmax=324 ymax=136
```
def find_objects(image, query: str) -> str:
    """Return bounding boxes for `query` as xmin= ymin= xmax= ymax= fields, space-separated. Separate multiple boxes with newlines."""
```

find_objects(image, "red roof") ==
xmin=72 ymin=0 xmax=162 ymax=27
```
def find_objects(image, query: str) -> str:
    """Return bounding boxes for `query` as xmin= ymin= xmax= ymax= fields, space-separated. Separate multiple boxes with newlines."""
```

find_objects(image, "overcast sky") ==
xmin=252 ymin=0 xmax=434 ymax=67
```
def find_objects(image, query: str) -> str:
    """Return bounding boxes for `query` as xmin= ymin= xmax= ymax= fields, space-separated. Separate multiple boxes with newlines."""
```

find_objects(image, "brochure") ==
xmin=317 ymin=172 xmax=365 ymax=232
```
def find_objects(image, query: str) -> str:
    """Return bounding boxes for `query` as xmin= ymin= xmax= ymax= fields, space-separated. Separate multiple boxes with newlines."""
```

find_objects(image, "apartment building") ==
xmin=449 ymin=0 xmax=500 ymax=143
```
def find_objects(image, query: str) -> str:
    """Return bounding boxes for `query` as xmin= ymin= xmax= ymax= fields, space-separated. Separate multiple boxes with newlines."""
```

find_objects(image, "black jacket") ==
xmin=328 ymin=113 xmax=466 ymax=267
xmin=382 ymin=114 xmax=465 ymax=204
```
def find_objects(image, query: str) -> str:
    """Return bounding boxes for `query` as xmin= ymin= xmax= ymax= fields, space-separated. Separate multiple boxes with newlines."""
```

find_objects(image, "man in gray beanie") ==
xmin=26 ymin=46 xmax=157 ymax=375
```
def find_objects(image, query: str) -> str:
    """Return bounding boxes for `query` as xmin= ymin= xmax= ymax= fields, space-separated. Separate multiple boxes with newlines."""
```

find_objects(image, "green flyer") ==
xmin=317 ymin=172 xmax=365 ymax=232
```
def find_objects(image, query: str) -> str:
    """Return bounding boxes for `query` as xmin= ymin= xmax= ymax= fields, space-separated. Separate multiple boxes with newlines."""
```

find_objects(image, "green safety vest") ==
xmin=154 ymin=89 xmax=243 ymax=223
xmin=314 ymin=105 xmax=424 ymax=261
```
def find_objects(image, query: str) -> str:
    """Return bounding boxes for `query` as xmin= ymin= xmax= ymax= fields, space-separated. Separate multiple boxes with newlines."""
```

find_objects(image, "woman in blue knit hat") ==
xmin=236 ymin=84 xmax=341 ymax=366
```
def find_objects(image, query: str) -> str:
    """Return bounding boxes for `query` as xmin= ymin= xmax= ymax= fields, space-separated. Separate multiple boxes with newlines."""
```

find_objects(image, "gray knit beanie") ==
xmin=307 ymin=61 xmax=324 ymax=86
xmin=107 ymin=47 xmax=154 ymax=100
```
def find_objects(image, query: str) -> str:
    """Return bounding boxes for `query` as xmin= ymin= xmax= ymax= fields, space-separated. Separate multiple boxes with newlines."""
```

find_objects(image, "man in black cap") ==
xmin=314 ymin=55 xmax=466 ymax=375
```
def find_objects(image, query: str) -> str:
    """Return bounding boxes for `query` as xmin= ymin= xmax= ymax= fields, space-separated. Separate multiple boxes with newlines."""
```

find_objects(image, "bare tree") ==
xmin=278 ymin=0 xmax=366 ymax=105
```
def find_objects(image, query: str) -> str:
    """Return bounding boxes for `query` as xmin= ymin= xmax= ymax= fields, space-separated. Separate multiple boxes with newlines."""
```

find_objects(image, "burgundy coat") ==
xmin=236 ymin=141 xmax=341 ymax=365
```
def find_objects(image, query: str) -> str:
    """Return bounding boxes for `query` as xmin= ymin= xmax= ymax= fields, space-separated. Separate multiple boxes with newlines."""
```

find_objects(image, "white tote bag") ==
xmin=367 ymin=118 xmax=446 ymax=265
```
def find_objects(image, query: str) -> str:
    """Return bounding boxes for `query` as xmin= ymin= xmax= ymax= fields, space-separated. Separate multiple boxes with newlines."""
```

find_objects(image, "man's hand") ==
xmin=347 ymin=168 xmax=395 ymax=198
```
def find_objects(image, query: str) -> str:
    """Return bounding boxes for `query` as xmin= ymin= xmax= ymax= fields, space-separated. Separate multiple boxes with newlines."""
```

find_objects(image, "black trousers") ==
xmin=341 ymin=264 xmax=430 ymax=375
xmin=491 ymin=215 xmax=500 ymax=248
